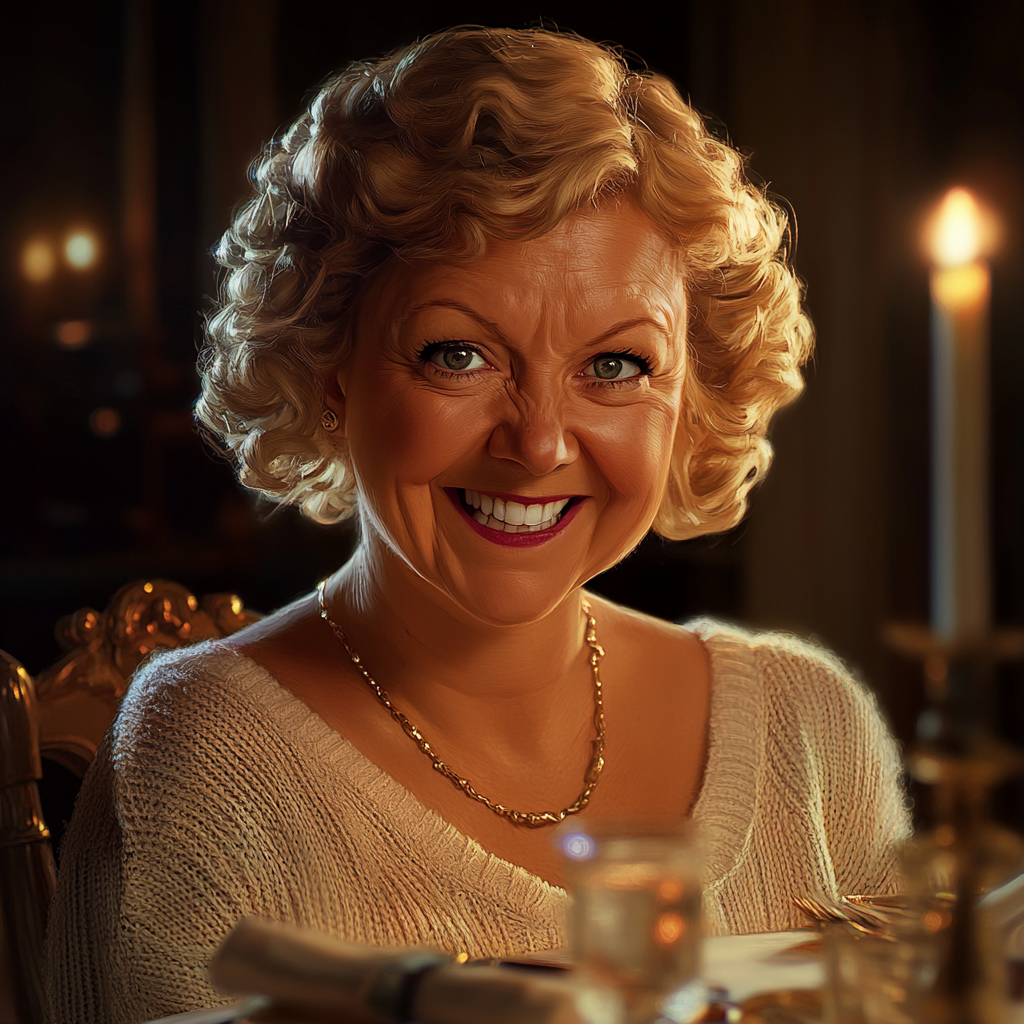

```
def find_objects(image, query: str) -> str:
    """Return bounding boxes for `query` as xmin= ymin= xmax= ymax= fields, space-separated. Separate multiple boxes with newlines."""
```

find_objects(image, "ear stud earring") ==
xmin=321 ymin=409 xmax=339 ymax=432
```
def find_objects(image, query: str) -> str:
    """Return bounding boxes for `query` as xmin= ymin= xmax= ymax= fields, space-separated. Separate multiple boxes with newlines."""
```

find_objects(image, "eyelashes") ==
xmin=582 ymin=350 xmax=653 ymax=382
xmin=417 ymin=341 xmax=489 ymax=377
xmin=416 ymin=340 xmax=655 ymax=388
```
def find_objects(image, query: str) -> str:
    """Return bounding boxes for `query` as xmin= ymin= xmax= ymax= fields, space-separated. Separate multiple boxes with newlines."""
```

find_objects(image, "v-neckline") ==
xmin=209 ymin=622 xmax=762 ymax=898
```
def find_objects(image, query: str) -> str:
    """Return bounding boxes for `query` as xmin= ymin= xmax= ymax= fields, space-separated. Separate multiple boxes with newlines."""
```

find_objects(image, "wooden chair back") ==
xmin=0 ymin=580 xmax=260 ymax=1024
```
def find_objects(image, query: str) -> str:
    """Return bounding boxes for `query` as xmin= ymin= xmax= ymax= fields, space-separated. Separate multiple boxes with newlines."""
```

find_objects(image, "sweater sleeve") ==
xmin=44 ymin=651 xmax=273 ymax=1024
xmin=761 ymin=640 xmax=911 ymax=900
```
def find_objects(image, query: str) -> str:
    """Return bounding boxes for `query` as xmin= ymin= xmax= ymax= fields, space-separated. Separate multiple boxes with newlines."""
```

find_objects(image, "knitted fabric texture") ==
xmin=44 ymin=620 xmax=909 ymax=1024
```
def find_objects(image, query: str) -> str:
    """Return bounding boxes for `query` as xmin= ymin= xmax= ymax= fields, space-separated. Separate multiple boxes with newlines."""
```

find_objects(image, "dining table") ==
xmin=145 ymin=929 xmax=824 ymax=1024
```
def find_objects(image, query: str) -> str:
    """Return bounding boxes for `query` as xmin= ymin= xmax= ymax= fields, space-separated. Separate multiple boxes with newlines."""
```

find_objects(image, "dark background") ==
xmin=2 ymin=0 xmax=1023 ymax=831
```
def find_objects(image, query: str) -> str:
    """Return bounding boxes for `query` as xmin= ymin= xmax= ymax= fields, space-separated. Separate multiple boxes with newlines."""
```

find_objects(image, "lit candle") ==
xmin=927 ymin=188 xmax=992 ymax=642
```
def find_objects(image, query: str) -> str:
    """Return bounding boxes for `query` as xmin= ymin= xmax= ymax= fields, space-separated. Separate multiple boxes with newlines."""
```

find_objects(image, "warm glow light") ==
xmin=56 ymin=320 xmax=91 ymax=348
xmin=22 ymin=239 xmax=56 ymax=282
xmin=930 ymin=262 xmax=990 ymax=314
xmin=654 ymin=911 xmax=685 ymax=946
xmin=929 ymin=188 xmax=985 ymax=268
xmin=657 ymin=879 xmax=684 ymax=903
xmin=89 ymin=407 xmax=121 ymax=437
xmin=65 ymin=231 xmax=98 ymax=269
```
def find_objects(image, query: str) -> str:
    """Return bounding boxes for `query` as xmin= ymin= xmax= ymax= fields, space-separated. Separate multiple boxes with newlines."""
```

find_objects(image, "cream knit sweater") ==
xmin=44 ymin=620 xmax=909 ymax=1024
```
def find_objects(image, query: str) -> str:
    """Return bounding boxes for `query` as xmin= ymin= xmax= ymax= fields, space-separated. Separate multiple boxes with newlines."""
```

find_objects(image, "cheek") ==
xmin=346 ymin=379 xmax=485 ymax=494
xmin=585 ymin=398 xmax=681 ymax=505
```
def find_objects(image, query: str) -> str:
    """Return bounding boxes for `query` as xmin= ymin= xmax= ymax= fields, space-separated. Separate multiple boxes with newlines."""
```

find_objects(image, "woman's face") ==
xmin=332 ymin=200 xmax=689 ymax=625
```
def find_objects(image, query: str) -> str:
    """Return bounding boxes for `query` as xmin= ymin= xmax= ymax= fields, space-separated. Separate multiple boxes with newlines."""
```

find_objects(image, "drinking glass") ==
xmin=557 ymin=820 xmax=705 ymax=1024
xmin=824 ymin=925 xmax=940 ymax=1024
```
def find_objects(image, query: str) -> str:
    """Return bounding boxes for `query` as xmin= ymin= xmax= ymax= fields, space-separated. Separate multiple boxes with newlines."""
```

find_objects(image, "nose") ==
xmin=487 ymin=389 xmax=579 ymax=477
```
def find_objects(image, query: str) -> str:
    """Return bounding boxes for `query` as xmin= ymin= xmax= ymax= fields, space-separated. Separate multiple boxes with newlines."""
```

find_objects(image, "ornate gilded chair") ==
xmin=0 ymin=580 xmax=261 ymax=1024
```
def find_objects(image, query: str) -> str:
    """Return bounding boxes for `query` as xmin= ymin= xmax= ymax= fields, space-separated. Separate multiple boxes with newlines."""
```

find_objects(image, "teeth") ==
xmin=479 ymin=515 xmax=557 ymax=534
xmin=504 ymin=501 xmax=526 ymax=526
xmin=460 ymin=489 xmax=572 ymax=535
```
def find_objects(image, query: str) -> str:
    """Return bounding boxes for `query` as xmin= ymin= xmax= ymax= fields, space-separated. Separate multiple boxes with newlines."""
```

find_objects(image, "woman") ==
xmin=45 ymin=26 xmax=909 ymax=1023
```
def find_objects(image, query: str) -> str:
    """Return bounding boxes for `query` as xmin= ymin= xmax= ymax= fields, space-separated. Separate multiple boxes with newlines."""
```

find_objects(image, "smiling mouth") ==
xmin=456 ymin=488 xmax=578 ymax=534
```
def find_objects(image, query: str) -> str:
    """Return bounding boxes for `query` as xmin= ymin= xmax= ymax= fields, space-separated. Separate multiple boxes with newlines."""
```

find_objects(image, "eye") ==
xmin=424 ymin=343 xmax=488 ymax=373
xmin=582 ymin=353 xmax=650 ymax=381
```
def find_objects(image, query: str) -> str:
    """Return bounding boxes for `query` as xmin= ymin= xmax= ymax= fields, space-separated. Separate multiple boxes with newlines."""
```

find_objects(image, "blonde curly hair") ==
xmin=196 ymin=26 xmax=813 ymax=541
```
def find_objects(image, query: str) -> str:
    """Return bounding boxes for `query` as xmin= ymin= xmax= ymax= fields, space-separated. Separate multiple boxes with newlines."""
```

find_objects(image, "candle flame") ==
xmin=929 ymin=188 xmax=985 ymax=268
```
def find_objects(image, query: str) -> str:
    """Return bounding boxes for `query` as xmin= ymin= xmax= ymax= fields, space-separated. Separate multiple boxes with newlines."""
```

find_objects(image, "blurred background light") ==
xmin=89 ymin=407 xmax=121 ymax=438
xmin=64 ymin=231 xmax=98 ymax=270
xmin=560 ymin=832 xmax=596 ymax=861
xmin=928 ymin=188 xmax=993 ymax=268
xmin=55 ymin=320 xmax=92 ymax=348
xmin=21 ymin=238 xmax=56 ymax=283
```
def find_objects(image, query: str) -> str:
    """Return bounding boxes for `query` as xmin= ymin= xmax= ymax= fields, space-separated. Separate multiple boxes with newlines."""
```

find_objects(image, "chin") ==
xmin=432 ymin=563 xmax=591 ymax=628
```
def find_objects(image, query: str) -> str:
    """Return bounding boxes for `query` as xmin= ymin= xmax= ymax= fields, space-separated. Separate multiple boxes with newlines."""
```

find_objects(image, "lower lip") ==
xmin=445 ymin=489 xmax=585 ymax=547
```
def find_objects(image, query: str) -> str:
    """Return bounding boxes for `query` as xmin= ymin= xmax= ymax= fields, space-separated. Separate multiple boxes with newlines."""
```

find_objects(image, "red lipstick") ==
xmin=444 ymin=488 xmax=584 ymax=547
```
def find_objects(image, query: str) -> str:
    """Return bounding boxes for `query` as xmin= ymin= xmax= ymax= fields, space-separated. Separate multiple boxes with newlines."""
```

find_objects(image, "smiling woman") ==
xmin=330 ymin=202 xmax=689 ymax=625
xmin=44 ymin=26 xmax=909 ymax=1024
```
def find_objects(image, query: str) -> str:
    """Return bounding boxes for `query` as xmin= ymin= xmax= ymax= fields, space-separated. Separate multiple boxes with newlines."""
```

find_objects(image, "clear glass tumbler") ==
xmin=558 ymin=819 xmax=705 ymax=1024
xmin=824 ymin=924 xmax=940 ymax=1024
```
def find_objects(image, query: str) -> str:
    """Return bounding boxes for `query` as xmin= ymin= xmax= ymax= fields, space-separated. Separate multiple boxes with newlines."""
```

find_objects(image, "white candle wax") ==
xmin=928 ymin=189 xmax=992 ymax=642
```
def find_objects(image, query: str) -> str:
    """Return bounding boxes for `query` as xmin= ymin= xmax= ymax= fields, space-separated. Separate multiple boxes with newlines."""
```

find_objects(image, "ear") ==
xmin=322 ymin=364 xmax=348 ymax=438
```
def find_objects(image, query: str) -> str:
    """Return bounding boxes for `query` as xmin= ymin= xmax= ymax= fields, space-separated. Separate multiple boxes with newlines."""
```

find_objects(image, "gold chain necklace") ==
xmin=316 ymin=579 xmax=606 ymax=828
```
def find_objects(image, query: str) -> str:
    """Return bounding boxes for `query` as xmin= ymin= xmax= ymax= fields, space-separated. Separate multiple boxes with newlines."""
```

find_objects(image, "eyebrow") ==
xmin=590 ymin=317 xmax=673 ymax=346
xmin=396 ymin=301 xmax=674 ymax=347
xmin=394 ymin=300 xmax=508 ymax=340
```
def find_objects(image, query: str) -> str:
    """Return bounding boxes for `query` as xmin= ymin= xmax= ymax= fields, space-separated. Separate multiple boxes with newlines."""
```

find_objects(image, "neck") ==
xmin=323 ymin=539 xmax=594 ymax=738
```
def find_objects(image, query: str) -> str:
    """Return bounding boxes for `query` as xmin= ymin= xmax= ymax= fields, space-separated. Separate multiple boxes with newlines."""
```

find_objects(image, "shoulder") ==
xmin=110 ymin=642 xmax=295 ymax=770
xmin=124 ymin=641 xmax=272 ymax=697
xmin=684 ymin=618 xmax=907 ymax=820
xmin=112 ymin=639 xmax=365 ymax=785
xmin=687 ymin=621 xmax=910 ymax=906
xmin=117 ymin=642 xmax=271 ymax=724
xmin=685 ymin=615 xmax=851 ymax=678
xmin=685 ymin=617 xmax=888 ymax=738
xmin=688 ymin=619 xmax=907 ymax=822
xmin=95 ymin=641 xmax=355 ymax=849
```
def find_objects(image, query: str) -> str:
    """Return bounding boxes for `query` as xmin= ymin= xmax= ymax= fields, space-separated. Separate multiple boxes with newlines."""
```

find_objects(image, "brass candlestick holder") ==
xmin=884 ymin=623 xmax=1024 ymax=1024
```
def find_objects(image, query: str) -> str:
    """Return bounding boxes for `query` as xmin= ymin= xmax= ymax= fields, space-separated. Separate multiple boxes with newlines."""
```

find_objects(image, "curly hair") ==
xmin=196 ymin=26 xmax=813 ymax=540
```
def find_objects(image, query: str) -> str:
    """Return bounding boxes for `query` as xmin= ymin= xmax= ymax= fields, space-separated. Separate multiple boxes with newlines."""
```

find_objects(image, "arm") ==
xmin=822 ymin=672 xmax=911 ymax=896
xmin=759 ymin=639 xmax=911 ymax=901
xmin=45 ymin=654 xmax=269 ymax=1024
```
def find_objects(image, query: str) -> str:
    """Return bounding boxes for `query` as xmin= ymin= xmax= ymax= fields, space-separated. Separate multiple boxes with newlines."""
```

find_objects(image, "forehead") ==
xmin=361 ymin=201 xmax=687 ymax=343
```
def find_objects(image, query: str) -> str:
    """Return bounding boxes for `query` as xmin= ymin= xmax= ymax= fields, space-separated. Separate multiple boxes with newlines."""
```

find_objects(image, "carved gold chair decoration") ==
xmin=0 ymin=579 xmax=261 ymax=1024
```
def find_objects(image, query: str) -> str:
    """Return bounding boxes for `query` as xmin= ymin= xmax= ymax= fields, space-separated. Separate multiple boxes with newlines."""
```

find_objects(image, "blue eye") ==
xmin=426 ymin=344 xmax=488 ymax=372
xmin=583 ymin=354 xmax=649 ymax=380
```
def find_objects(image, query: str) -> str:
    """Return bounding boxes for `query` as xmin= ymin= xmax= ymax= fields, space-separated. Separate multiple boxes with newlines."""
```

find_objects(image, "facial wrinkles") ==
xmin=337 ymin=201 xmax=692 ymax=628
xmin=495 ymin=357 xmax=575 ymax=473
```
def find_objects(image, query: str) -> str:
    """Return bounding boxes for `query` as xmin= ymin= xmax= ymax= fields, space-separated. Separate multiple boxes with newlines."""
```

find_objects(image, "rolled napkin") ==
xmin=210 ymin=918 xmax=580 ymax=1024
